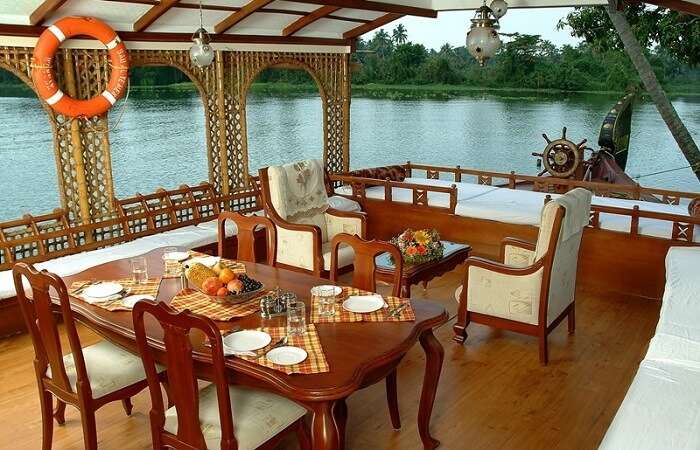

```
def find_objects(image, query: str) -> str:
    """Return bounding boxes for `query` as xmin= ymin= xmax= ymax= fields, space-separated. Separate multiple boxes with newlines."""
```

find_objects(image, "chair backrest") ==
xmin=329 ymin=233 xmax=404 ymax=297
xmin=217 ymin=211 xmax=276 ymax=266
xmin=534 ymin=188 xmax=592 ymax=324
xmin=12 ymin=262 xmax=89 ymax=397
xmin=132 ymin=301 xmax=235 ymax=450
xmin=259 ymin=162 xmax=330 ymax=242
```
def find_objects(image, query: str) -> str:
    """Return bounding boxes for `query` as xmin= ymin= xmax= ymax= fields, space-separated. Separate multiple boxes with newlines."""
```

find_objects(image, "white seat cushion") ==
xmin=322 ymin=241 xmax=355 ymax=271
xmin=48 ymin=340 xmax=154 ymax=398
xmin=196 ymin=219 xmax=238 ymax=238
xmin=599 ymin=359 xmax=700 ymax=450
xmin=164 ymin=383 xmax=306 ymax=450
xmin=328 ymin=195 xmax=362 ymax=212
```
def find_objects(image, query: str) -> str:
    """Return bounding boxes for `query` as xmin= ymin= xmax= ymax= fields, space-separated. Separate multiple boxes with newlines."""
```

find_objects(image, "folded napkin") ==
xmin=79 ymin=291 xmax=127 ymax=305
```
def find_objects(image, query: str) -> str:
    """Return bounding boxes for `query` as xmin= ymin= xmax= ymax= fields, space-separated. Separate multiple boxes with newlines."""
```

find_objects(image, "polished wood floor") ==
xmin=0 ymin=264 xmax=660 ymax=449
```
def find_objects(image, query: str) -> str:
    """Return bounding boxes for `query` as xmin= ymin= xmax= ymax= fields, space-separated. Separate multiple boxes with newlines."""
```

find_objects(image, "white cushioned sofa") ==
xmin=600 ymin=246 xmax=700 ymax=449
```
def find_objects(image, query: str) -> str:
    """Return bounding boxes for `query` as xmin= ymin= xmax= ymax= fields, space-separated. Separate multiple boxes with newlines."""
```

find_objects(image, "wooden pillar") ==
xmin=215 ymin=50 xmax=231 ymax=195
xmin=342 ymin=53 xmax=351 ymax=172
xmin=61 ymin=50 xmax=92 ymax=225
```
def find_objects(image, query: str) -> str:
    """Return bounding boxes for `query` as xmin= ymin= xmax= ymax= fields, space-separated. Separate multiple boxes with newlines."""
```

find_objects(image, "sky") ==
xmin=369 ymin=7 xmax=582 ymax=50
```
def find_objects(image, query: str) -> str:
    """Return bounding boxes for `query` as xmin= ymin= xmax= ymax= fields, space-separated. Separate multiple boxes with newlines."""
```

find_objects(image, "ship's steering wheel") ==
xmin=532 ymin=127 xmax=588 ymax=178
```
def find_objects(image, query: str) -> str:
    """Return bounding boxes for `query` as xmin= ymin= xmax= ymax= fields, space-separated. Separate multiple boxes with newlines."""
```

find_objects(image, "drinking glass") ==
xmin=286 ymin=301 xmax=306 ymax=337
xmin=162 ymin=246 xmax=180 ymax=277
xmin=130 ymin=256 xmax=148 ymax=284
xmin=314 ymin=285 xmax=337 ymax=318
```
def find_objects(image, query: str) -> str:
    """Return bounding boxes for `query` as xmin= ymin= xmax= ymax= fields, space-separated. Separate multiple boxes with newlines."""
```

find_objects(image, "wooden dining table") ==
xmin=60 ymin=248 xmax=449 ymax=450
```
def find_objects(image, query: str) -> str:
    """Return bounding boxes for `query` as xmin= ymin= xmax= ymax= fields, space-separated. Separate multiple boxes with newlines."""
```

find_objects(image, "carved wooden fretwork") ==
xmin=0 ymin=46 xmax=350 ymax=233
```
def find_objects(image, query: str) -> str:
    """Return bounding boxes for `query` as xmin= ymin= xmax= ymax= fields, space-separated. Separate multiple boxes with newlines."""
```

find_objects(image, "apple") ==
xmin=202 ymin=277 xmax=223 ymax=295
xmin=216 ymin=287 xmax=229 ymax=297
xmin=227 ymin=279 xmax=243 ymax=294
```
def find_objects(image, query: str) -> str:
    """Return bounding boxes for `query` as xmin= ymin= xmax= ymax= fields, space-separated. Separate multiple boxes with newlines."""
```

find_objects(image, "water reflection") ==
xmin=0 ymin=88 xmax=699 ymax=221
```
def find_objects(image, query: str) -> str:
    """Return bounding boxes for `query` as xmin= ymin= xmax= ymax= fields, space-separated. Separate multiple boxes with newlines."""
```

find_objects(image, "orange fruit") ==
xmin=218 ymin=268 xmax=236 ymax=284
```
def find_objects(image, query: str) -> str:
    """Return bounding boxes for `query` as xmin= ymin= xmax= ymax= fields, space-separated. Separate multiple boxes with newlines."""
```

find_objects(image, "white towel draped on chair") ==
xmin=267 ymin=159 xmax=329 ymax=222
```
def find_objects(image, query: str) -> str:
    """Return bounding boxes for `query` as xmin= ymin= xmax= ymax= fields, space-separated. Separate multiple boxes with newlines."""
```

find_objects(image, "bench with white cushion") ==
xmin=600 ymin=247 xmax=700 ymax=449
xmin=336 ymin=177 xmax=698 ymax=241
xmin=0 ymin=195 xmax=360 ymax=302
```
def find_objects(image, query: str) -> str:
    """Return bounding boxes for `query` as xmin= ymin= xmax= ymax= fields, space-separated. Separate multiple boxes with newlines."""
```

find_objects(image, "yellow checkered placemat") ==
xmin=163 ymin=251 xmax=246 ymax=279
xmin=233 ymin=325 xmax=329 ymax=375
xmin=310 ymin=287 xmax=415 ymax=323
xmin=70 ymin=278 xmax=161 ymax=311
xmin=170 ymin=288 xmax=263 ymax=321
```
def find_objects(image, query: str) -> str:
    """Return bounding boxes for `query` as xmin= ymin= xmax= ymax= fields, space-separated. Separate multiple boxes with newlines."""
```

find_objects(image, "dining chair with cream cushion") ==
xmin=12 ymin=262 xmax=163 ymax=450
xmin=259 ymin=159 xmax=366 ymax=277
xmin=133 ymin=300 xmax=310 ymax=450
xmin=453 ymin=188 xmax=592 ymax=365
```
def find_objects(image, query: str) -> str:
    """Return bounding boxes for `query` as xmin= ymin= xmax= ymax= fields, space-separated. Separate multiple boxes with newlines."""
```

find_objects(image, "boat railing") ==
xmin=404 ymin=162 xmax=699 ymax=204
xmin=330 ymin=174 xmax=458 ymax=213
xmin=589 ymin=204 xmax=699 ymax=242
xmin=0 ymin=181 xmax=262 ymax=271
xmin=332 ymin=165 xmax=700 ymax=244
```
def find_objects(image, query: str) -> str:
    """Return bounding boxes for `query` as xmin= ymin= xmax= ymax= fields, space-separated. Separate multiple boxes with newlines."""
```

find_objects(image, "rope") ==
xmin=82 ymin=78 xmax=131 ymax=134
xmin=632 ymin=164 xmax=697 ymax=179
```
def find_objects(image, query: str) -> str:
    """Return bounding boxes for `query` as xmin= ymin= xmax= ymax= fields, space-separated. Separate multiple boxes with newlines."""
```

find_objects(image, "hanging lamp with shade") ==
xmin=466 ymin=0 xmax=508 ymax=67
xmin=189 ymin=0 xmax=215 ymax=67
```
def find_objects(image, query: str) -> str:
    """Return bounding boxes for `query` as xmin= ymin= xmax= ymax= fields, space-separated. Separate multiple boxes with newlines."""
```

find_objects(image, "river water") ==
xmin=0 ymin=89 xmax=699 ymax=221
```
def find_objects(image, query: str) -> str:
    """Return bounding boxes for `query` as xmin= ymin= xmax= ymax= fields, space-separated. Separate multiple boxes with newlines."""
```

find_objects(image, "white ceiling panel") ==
xmin=332 ymin=8 xmax=386 ymax=21
xmin=44 ymin=0 xmax=150 ymax=30
xmin=228 ymin=12 xmax=303 ymax=36
xmin=296 ymin=18 xmax=362 ymax=38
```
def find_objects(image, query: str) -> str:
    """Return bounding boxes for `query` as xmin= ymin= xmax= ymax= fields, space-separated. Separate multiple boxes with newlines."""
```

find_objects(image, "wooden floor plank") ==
xmin=0 ymin=263 xmax=659 ymax=449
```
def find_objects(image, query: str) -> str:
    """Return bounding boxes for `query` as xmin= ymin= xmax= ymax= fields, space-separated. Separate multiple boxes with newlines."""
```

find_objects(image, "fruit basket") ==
xmin=195 ymin=283 xmax=265 ymax=304
xmin=185 ymin=261 xmax=265 ymax=304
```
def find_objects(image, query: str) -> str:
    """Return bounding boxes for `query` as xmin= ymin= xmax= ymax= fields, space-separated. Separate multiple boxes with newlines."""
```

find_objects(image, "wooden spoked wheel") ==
xmin=533 ymin=127 xmax=587 ymax=178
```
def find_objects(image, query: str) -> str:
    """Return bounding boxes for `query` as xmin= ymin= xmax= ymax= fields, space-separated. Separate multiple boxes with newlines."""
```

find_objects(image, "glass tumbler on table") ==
xmin=314 ymin=285 xmax=337 ymax=318
xmin=286 ymin=301 xmax=306 ymax=337
xmin=130 ymin=256 xmax=148 ymax=285
xmin=162 ymin=246 xmax=180 ymax=277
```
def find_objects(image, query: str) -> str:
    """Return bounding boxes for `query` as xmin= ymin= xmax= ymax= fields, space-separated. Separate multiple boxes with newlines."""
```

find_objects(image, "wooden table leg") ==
xmin=401 ymin=281 xmax=412 ymax=298
xmin=311 ymin=401 xmax=342 ymax=450
xmin=333 ymin=398 xmax=348 ymax=450
xmin=418 ymin=329 xmax=444 ymax=449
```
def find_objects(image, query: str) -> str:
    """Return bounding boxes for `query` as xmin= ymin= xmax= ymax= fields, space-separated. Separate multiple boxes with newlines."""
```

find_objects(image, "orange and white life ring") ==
xmin=31 ymin=16 xmax=129 ymax=118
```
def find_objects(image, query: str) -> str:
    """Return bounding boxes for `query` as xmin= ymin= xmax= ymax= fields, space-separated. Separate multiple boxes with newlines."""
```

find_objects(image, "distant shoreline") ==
xmin=1 ymin=81 xmax=698 ymax=100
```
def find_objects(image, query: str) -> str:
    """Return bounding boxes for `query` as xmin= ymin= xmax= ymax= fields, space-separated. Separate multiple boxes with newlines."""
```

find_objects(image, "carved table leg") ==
xmin=418 ymin=329 xmax=444 ymax=449
xmin=386 ymin=369 xmax=401 ymax=430
xmin=311 ymin=401 xmax=342 ymax=450
xmin=333 ymin=398 xmax=348 ymax=450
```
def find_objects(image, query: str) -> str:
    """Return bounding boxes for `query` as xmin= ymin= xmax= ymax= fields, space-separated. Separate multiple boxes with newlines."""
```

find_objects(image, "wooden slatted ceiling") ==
xmin=283 ymin=6 xmax=341 ymax=36
xmin=343 ymin=12 xmax=403 ymax=39
xmin=214 ymin=0 xmax=275 ymax=34
xmin=290 ymin=0 xmax=436 ymax=18
xmin=133 ymin=0 xmax=180 ymax=32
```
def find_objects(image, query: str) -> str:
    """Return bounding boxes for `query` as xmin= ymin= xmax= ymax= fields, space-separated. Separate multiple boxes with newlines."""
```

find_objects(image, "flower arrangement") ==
xmin=390 ymin=228 xmax=444 ymax=265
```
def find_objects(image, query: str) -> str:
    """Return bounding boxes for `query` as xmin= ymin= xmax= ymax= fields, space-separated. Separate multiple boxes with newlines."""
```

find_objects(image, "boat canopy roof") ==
xmin=0 ymin=0 xmax=696 ymax=53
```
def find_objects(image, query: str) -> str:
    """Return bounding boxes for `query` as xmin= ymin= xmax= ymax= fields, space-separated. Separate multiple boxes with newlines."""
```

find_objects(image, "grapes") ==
xmin=238 ymin=274 xmax=262 ymax=292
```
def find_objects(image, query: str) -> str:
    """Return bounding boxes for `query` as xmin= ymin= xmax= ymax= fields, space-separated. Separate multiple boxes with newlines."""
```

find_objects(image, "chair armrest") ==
xmin=501 ymin=237 xmax=537 ymax=267
xmin=268 ymin=216 xmax=323 ymax=273
xmin=325 ymin=208 xmax=367 ymax=239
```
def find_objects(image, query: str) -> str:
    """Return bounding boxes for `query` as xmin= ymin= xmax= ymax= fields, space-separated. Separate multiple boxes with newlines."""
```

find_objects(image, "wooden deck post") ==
xmin=215 ymin=51 xmax=231 ymax=195
xmin=61 ymin=50 xmax=92 ymax=226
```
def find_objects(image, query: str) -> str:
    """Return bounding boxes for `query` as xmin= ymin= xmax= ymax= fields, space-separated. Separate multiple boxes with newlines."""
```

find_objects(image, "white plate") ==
xmin=83 ymin=282 xmax=124 ymax=299
xmin=187 ymin=256 xmax=220 ymax=268
xmin=343 ymin=295 xmax=385 ymax=314
xmin=162 ymin=251 xmax=189 ymax=262
xmin=121 ymin=295 xmax=155 ymax=309
xmin=310 ymin=285 xmax=343 ymax=297
xmin=223 ymin=330 xmax=271 ymax=352
xmin=266 ymin=346 xmax=308 ymax=366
